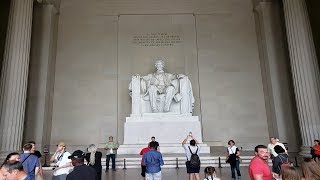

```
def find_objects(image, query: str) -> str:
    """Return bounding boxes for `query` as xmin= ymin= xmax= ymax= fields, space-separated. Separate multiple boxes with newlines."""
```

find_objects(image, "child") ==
xmin=204 ymin=166 xmax=220 ymax=180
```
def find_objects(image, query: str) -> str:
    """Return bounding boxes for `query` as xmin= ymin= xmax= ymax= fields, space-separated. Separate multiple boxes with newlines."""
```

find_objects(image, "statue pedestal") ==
xmin=118 ymin=113 xmax=210 ymax=154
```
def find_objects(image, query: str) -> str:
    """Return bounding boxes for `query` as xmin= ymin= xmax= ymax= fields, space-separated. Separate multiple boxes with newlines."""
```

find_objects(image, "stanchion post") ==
xmin=218 ymin=157 xmax=222 ymax=168
xmin=294 ymin=156 xmax=299 ymax=167
xmin=123 ymin=159 xmax=127 ymax=170
xmin=176 ymin=158 xmax=179 ymax=169
xmin=42 ymin=145 xmax=49 ymax=167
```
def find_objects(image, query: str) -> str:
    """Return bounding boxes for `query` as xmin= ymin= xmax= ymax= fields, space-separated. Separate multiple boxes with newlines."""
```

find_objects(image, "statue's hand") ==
xmin=177 ymin=74 xmax=186 ymax=79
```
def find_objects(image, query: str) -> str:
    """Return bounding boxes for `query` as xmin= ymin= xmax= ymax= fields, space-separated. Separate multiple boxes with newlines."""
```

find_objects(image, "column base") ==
xmin=299 ymin=146 xmax=313 ymax=157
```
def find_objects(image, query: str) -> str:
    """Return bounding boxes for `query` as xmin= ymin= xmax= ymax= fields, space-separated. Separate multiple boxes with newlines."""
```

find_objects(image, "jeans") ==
xmin=52 ymin=174 xmax=67 ymax=180
xmin=146 ymin=171 xmax=161 ymax=180
xmin=106 ymin=154 xmax=116 ymax=170
xmin=230 ymin=160 xmax=241 ymax=179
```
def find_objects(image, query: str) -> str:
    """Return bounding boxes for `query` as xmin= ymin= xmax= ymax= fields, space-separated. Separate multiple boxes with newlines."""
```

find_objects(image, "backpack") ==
xmin=188 ymin=146 xmax=200 ymax=168
xmin=279 ymin=155 xmax=291 ymax=170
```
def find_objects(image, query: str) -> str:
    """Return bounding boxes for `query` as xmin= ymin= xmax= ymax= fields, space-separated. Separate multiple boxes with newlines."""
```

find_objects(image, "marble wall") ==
xmin=25 ymin=0 xmax=300 ymax=151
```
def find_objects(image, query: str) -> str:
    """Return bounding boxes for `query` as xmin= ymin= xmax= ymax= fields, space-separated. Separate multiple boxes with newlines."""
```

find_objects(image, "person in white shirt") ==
xmin=226 ymin=140 xmax=241 ymax=180
xmin=267 ymin=137 xmax=287 ymax=159
xmin=50 ymin=142 xmax=72 ymax=180
xmin=203 ymin=166 xmax=220 ymax=180
xmin=182 ymin=132 xmax=201 ymax=180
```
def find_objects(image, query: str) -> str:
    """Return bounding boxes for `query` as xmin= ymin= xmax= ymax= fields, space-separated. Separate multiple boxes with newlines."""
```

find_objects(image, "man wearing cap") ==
xmin=50 ymin=142 xmax=72 ymax=180
xmin=66 ymin=150 xmax=96 ymax=180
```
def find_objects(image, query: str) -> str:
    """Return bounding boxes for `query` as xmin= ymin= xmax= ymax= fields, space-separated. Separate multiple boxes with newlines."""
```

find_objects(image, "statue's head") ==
xmin=155 ymin=59 xmax=165 ymax=71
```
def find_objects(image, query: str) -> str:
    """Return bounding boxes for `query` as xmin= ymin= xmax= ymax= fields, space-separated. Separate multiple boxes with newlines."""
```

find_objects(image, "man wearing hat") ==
xmin=66 ymin=150 xmax=96 ymax=180
xmin=50 ymin=142 xmax=72 ymax=180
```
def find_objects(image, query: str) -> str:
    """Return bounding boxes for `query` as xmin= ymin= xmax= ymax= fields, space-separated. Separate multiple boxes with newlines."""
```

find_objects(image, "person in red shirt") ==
xmin=140 ymin=143 xmax=151 ymax=180
xmin=311 ymin=140 xmax=320 ymax=162
xmin=248 ymin=145 xmax=273 ymax=180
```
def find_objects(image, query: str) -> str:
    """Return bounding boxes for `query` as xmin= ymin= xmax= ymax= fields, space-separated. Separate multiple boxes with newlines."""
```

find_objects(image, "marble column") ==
xmin=283 ymin=0 xmax=320 ymax=156
xmin=253 ymin=1 xmax=300 ymax=152
xmin=0 ymin=0 xmax=34 ymax=155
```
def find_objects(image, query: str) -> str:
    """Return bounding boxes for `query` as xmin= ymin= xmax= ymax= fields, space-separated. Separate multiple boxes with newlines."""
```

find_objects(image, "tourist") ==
xmin=85 ymin=144 xmax=102 ymax=180
xmin=226 ymin=140 xmax=241 ymax=179
xmin=268 ymin=137 xmax=287 ymax=160
xmin=280 ymin=166 xmax=301 ymax=180
xmin=272 ymin=145 xmax=289 ymax=175
xmin=1 ymin=160 xmax=32 ymax=180
xmin=151 ymin=136 xmax=160 ymax=150
xmin=50 ymin=142 xmax=72 ymax=180
xmin=0 ymin=152 xmax=20 ymax=179
xmin=2 ymin=152 xmax=20 ymax=165
xmin=311 ymin=139 xmax=320 ymax=162
xmin=143 ymin=141 xmax=164 ymax=180
xmin=66 ymin=150 xmax=96 ymax=180
xmin=105 ymin=136 xmax=119 ymax=172
xmin=27 ymin=140 xmax=43 ymax=177
xmin=248 ymin=145 xmax=272 ymax=180
xmin=182 ymin=132 xmax=201 ymax=180
xmin=203 ymin=166 xmax=220 ymax=180
xmin=140 ymin=143 xmax=151 ymax=180
xmin=20 ymin=143 xmax=40 ymax=179
xmin=301 ymin=157 xmax=320 ymax=180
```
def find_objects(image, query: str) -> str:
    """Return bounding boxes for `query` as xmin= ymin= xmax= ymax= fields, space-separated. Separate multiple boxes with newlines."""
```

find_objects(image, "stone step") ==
xmin=94 ymin=154 xmax=267 ymax=169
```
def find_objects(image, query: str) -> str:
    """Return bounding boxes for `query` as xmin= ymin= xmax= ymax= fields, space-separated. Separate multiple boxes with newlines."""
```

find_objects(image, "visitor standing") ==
xmin=105 ymin=136 xmax=119 ymax=172
xmin=143 ymin=141 xmax=164 ymax=180
xmin=226 ymin=140 xmax=241 ymax=180
xmin=85 ymin=144 xmax=102 ymax=180
xmin=248 ymin=145 xmax=272 ymax=180
xmin=182 ymin=132 xmax=201 ymax=180
xmin=140 ymin=143 xmax=151 ymax=179
xmin=50 ymin=142 xmax=72 ymax=180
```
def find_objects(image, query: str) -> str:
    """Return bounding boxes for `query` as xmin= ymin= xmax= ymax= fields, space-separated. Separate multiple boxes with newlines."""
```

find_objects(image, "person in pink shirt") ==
xmin=248 ymin=145 xmax=273 ymax=180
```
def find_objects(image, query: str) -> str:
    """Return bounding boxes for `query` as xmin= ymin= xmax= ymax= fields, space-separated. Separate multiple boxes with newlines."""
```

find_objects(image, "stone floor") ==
xmin=43 ymin=167 xmax=249 ymax=180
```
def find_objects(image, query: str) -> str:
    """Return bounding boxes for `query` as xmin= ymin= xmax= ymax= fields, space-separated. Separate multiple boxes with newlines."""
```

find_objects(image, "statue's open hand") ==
xmin=177 ymin=74 xmax=186 ymax=79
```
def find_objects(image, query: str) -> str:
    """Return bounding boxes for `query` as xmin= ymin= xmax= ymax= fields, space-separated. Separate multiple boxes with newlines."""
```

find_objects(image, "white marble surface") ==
xmin=118 ymin=143 xmax=210 ymax=154
xmin=120 ymin=113 xmax=210 ymax=154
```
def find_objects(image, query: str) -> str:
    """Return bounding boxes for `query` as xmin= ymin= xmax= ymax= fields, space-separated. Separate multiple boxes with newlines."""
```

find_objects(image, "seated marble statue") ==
xmin=129 ymin=59 xmax=195 ymax=114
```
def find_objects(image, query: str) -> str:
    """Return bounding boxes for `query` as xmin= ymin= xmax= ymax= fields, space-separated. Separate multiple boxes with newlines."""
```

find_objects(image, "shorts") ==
xmin=185 ymin=161 xmax=200 ymax=173
xmin=141 ymin=165 xmax=146 ymax=177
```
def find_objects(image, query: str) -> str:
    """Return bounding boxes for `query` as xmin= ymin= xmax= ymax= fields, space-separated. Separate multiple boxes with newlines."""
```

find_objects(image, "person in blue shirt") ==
xmin=20 ymin=143 xmax=40 ymax=179
xmin=143 ymin=141 xmax=164 ymax=180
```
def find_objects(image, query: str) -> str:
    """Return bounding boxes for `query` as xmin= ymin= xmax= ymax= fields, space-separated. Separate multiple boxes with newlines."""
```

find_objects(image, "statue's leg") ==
xmin=148 ymin=85 xmax=158 ymax=112
xmin=164 ymin=86 xmax=175 ymax=112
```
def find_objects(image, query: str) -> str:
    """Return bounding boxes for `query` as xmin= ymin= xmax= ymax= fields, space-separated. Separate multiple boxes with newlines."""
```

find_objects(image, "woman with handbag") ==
xmin=226 ymin=140 xmax=241 ymax=180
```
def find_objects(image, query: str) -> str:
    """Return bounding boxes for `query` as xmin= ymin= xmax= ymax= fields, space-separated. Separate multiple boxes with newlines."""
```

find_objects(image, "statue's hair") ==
xmin=87 ymin=144 xmax=97 ymax=166
xmin=155 ymin=59 xmax=165 ymax=66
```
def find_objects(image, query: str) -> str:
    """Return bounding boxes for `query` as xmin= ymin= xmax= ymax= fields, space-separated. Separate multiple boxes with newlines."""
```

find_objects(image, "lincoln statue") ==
xmin=129 ymin=59 xmax=195 ymax=114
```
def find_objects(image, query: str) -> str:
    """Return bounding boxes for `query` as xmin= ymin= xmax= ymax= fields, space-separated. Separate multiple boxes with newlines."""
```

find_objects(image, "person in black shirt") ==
xmin=85 ymin=144 xmax=102 ymax=180
xmin=151 ymin=136 xmax=160 ymax=151
xmin=67 ymin=150 xmax=96 ymax=180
